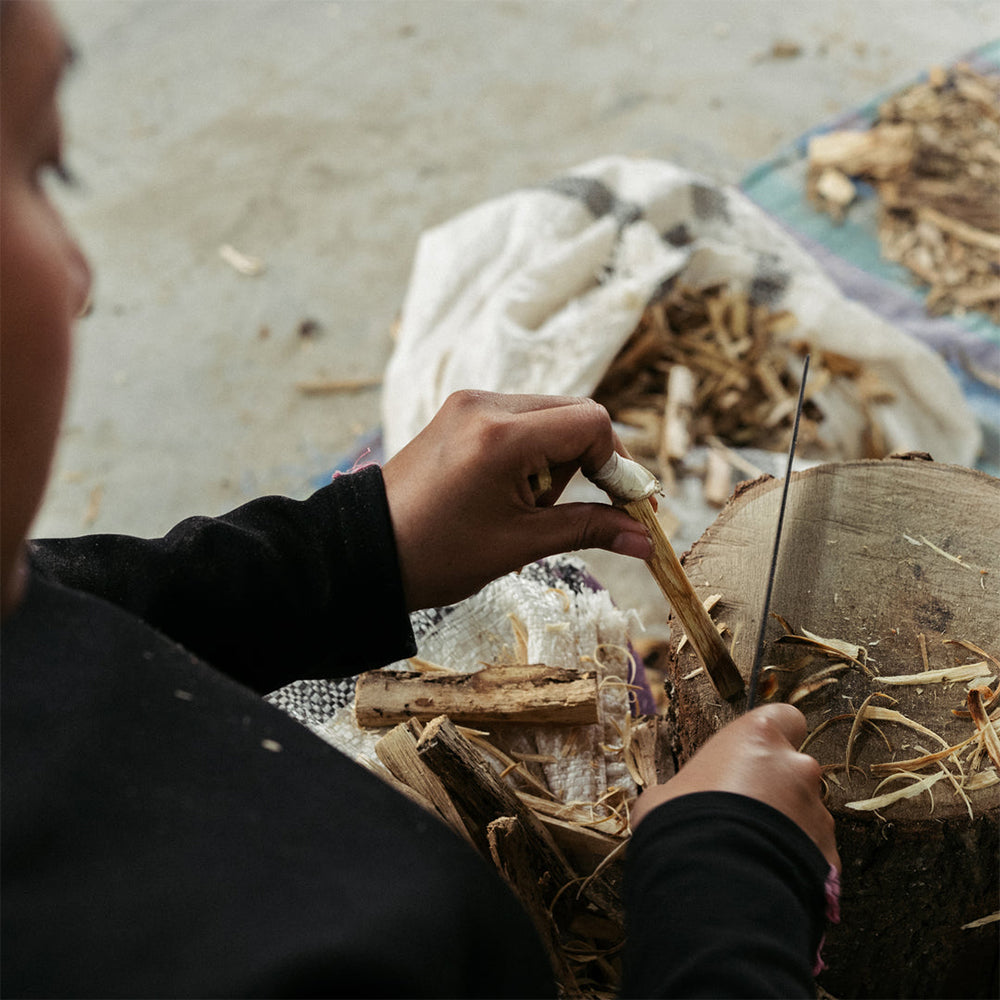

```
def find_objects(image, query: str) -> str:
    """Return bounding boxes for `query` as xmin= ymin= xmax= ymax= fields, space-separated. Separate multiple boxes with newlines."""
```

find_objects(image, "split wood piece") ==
xmin=515 ymin=792 xmax=627 ymax=870
xmin=591 ymin=282 xmax=835 ymax=474
xmin=703 ymin=448 xmax=733 ymax=507
xmin=659 ymin=364 xmax=695 ymax=467
xmin=487 ymin=816 xmax=580 ymax=994
xmin=415 ymin=715 xmax=574 ymax=871
xmin=415 ymin=715 xmax=621 ymax=920
xmin=373 ymin=720 xmax=472 ymax=845
xmin=807 ymin=124 xmax=916 ymax=181
xmin=621 ymin=496 xmax=744 ymax=701
xmin=533 ymin=814 xmax=624 ymax=871
xmin=355 ymin=663 xmax=599 ymax=727
xmin=623 ymin=715 xmax=661 ymax=789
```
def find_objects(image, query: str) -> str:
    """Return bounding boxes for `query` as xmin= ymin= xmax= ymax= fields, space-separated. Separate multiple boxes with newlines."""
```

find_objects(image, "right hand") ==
xmin=381 ymin=391 xmax=652 ymax=612
xmin=631 ymin=703 xmax=839 ymax=870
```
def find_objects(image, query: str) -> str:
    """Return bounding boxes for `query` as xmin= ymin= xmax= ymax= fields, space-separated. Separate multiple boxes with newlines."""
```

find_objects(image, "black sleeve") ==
xmin=28 ymin=465 xmax=416 ymax=692
xmin=622 ymin=791 xmax=831 ymax=999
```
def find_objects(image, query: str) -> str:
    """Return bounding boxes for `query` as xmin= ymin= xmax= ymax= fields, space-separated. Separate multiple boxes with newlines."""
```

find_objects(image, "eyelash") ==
xmin=51 ymin=160 xmax=77 ymax=187
xmin=37 ymin=157 xmax=78 ymax=191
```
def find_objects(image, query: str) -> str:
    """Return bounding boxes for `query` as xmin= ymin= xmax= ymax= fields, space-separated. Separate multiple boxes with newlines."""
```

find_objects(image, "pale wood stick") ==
xmin=622 ymin=496 xmax=745 ymax=701
xmin=374 ymin=722 xmax=472 ymax=843
xmin=295 ymin=376 xmax=382 ymax=394
xmin=703 ymin=448 xmax=733 ymax=508
xmin=355 ymin=664 xmax=599 ymax=727
xmin=659 ymin=364 xmax=695 ymax=466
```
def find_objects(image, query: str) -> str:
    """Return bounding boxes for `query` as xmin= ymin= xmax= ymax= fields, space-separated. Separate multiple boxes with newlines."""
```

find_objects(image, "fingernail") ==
xmin=612 ymin=529 xmax=652 ymax=560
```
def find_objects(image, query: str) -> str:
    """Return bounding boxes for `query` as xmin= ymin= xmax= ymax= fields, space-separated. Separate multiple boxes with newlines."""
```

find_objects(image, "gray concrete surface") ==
xmin=39 ymin=0 xmax=997 ymax=548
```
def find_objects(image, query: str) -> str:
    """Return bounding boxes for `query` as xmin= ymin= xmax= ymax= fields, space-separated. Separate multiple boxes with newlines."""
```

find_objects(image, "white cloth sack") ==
xmin=382 ymin=156 xmax=980 ymax=465
xmin=315 ymin=557 xmax=640 ymax=807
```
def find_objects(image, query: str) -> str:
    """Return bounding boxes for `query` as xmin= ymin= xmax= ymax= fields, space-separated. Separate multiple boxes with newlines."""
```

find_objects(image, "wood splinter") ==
xmin=622 ymin=495 xmax=745 ymax=701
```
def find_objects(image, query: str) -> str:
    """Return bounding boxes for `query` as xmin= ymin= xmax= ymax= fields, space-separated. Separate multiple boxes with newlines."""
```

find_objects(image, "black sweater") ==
xmin=2 ymin=466 xmax=829 ymax=998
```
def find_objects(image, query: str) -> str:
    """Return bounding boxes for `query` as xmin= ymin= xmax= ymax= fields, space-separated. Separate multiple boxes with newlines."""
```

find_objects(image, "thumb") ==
xmin=530 ymin=502 xmax=653 ymax=562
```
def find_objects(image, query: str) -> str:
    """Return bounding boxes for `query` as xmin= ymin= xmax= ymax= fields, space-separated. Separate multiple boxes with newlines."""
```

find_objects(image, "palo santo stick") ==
xmin=659 ymin=364 xmax=695 ymax=465
xmin=703 ymin=448 xmax=733 ymax=507
xmin=487 ymin=817 xmax=580 ymax=993
xmin=355 ymin=663 xmax=599 ymax=727
xmin=374 ymin=722 xmax=472 ymax=843
xmin=621 ymin=496 xmax=744 ymax=700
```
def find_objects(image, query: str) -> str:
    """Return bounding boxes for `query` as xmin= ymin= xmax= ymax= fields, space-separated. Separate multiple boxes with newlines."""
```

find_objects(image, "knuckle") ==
xmin=794 ymin=750 xmax=823 ymax=784
xmin=753 ymin=702 xmax=806 ymax=743
xmin=575 ymin=397 xmax=611 ymax=433
xmin=569 ymin=508 xmax=600 ymax=552
xmin=465 ymin=408 xmax=516 ymax=461
xmin=444 ymin=388 xmax=488 ymax=413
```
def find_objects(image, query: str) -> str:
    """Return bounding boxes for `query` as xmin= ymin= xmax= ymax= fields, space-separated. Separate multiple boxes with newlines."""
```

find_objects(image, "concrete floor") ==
xmin=40 ymin=0 xmax=997 ymax=552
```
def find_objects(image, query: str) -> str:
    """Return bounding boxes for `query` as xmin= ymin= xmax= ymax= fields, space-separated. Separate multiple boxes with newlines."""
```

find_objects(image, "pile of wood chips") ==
xmin=591 ymin=282 xmax=892 ymax=505
xmin=807 ymin=64 xmax=1000 ymax=323
xmin=354 ymin=664 xmax=667 ymax=998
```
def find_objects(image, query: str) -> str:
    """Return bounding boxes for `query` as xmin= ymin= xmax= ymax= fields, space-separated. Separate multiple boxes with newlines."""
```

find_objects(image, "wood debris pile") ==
xmin=351 ymin=661 xmax=667 ymax=998
xmin=591 ymin=282 xmax=893 ymax=503
xmin=807 ymin=64 xmax=1000 ymax=322
xmin=760 ymin=622 xmax=1000 ymax=817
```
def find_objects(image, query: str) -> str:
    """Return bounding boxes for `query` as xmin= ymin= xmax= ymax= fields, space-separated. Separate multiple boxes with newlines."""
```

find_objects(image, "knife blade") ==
xmin=745 ymin=353 xmax=811 ymax=711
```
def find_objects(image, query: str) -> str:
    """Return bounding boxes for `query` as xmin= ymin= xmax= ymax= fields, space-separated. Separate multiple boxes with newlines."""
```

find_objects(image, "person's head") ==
xmin=1 ymin=0 xmax=92 ymax=614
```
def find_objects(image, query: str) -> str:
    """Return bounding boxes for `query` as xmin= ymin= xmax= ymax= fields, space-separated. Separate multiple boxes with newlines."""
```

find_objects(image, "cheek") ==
xmin=1 ymin=188 xmax=87 ymax=376
xmin=0 ymin=191 xmax=84 ymax=541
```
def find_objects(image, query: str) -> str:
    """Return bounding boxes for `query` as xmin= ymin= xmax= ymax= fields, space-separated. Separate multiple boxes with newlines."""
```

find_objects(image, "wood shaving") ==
xmin=874 ymin=661 xmax=994 ymax=686
xmin=961 ymin=911 xmax=1000 ymax=930
xmin=845 ymin=771 xmax=947 ymax=811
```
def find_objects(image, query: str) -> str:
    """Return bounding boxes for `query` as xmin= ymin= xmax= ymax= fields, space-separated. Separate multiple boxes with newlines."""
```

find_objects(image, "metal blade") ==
xmin=746 ymin=353 xmax=811 ymax=711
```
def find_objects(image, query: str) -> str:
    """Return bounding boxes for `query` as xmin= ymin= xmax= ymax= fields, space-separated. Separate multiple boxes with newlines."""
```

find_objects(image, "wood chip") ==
xmin=807 ymin=65 xmax=1000 ymax=321
xmin=295 ymin=376 xmax=382 ymax=394
xmin=218 ymin=243 xmax=265 ymax=276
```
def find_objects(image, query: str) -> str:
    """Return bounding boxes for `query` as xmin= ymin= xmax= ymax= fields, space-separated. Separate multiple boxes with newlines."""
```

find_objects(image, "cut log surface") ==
xmin=665 ymin=458 xmax=999 ymax=998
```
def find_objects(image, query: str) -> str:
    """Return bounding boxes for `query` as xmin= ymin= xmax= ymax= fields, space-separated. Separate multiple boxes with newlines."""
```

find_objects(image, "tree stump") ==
xmin=664 ymin=458 xmax=999 ymax=998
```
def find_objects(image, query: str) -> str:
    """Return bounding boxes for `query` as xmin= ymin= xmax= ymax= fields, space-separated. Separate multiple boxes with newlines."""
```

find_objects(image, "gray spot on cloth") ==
xmin=544 ymin=176 xmax=642 ymax=229
xmin=750 ymin=253 xmax=791 ymax=305
xmin=662 ymin=223 xmax=694 ymax=247
xmin=691 ymin=183 xmax=730 ymax=223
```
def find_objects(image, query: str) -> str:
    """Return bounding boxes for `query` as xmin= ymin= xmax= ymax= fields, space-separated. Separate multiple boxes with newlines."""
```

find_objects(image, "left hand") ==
xmin=381 ymin=390 xmax=653 ymax=611
xmin=630 ymin=704 xmax=840 ymax=870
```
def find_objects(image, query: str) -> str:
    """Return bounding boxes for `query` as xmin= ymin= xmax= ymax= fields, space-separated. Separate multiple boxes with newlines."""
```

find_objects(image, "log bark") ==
xmin=355 ymin=664 xmax=599 ymax=727
xmin=663 ymin=458 xmax=999 ymax=998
